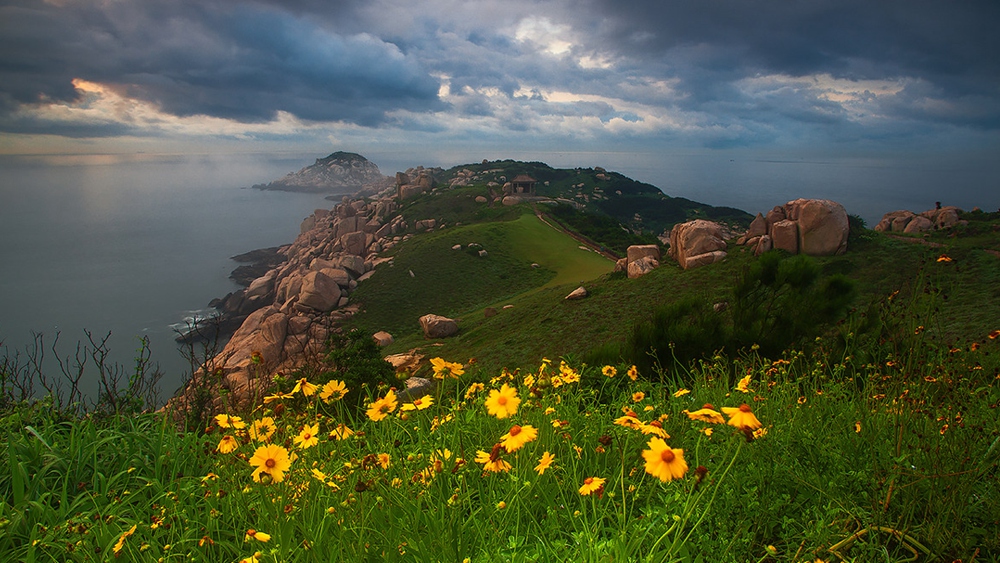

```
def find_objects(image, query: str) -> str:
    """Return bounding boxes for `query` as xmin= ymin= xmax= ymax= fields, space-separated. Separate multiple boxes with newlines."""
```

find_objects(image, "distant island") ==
xmin=253 ymin=151 xmax=392 ymax=194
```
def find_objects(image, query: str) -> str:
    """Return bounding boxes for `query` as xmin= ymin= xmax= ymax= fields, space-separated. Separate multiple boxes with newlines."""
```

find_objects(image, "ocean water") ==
xmin=0 ymin=153 xmax=335 ymax=398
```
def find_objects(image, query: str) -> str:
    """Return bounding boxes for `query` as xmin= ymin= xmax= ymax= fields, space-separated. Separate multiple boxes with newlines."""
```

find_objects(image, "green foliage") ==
xmin=547 ymin=203 xmax=660 ymax=257
xmin=618 ymin=252 xmax=856 ymax=379
xmin=730 ymin=252 xmax=856 ymax=357
xmin=626 ymin=297 xmax=726 ymax=378
xmin=320 ymin=328 xmax=396 ymax=410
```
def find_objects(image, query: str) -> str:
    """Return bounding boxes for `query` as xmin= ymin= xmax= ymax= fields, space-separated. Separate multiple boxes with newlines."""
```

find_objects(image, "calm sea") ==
xmin=0 ymin=153 xmax=336 ymax=399
xmin=2 ymin=149 xmax=996 ymax=402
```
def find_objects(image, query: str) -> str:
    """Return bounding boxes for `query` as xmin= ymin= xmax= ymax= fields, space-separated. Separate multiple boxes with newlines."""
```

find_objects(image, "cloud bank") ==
xmin=1 ymin=0 xmax=998 ymax=154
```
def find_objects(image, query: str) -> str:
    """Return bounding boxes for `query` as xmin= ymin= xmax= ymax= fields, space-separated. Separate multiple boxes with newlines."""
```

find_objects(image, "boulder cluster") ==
xmin=736 ymin=198 xmax=849 ymax=257
xmin=874 ymin=206 xmax=964 ymax=233
xmin=169 ymin=195 xmax=410 ymax=414
xmin=614 ymin=198 xmax=851 ymax=279
xmin=396 ymin=167 xmax=443 ymax=200
xmin=669 ymin=219 xmax=729 ymax=269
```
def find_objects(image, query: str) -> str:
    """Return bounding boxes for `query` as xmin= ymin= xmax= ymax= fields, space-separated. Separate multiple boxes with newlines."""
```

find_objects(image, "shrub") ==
xmin=624 ymin=297 xmax=726 ymax=380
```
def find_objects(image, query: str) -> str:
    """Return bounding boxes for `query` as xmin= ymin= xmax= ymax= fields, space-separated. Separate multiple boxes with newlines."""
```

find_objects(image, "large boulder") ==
xmin=785 ymin=198 xmax=849 ymax=256
xmin=771 ymin=220 xmax=799 ymax=254
xmin=903 ymin=216 xmax=933 ymax=233
xmin=625 ymin=244 xmax=662 ymax=278
xmin=627 ymin=256 xmax=660 ymax=278
xmin=297 ymin=271 xmax=342 ymax=312
xmin=419 ymin=314 xmax=459 ymax=339
xmin=668 ymin=220 xmax=728 ymax=270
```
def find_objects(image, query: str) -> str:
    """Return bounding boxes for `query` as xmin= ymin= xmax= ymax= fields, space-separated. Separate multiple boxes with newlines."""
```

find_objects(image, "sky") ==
xmin=2 ymin=0 xmax=999 ymax=174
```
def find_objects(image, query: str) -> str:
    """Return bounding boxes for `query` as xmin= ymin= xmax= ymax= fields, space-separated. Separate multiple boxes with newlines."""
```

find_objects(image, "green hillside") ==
xmin=352 ymin=208 xmax=1000 ymax=375
xmin=433 ymin=159 xmax=754 ymax=237
xmin=346 ymin=213 xmax=613 ymax=338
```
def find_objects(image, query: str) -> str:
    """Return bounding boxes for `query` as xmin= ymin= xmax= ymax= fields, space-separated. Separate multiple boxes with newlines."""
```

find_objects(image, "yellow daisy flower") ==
xmin=484 ymin=383 xmax=520 ymax=419
xmin=500 ymin=424 xmax=538 ymax=453
xmin=641 ymin=437 xmax=688 ymax=482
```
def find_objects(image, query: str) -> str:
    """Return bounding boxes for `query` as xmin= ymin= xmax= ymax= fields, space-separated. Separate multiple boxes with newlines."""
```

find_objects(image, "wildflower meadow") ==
xmin=3 ymin=321 xmax=998 ymax=562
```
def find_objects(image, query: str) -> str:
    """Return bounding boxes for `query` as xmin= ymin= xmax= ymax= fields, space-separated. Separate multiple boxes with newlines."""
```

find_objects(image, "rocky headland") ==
xmin=172 ymin=152 xmax=982 ymax=421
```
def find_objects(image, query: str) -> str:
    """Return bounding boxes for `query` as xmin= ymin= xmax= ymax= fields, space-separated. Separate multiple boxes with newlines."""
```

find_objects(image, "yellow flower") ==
xmin=245 ymin=529 xmax=271 ymax=542
xmin=217 ymin=435 xmax=240 ymax=454
xmin=936 ymin=254 xmax=953 ymax=262
xmin=627 ymin=365 xmax=639 ymax=381
xmin=401 ymin=395 xmax=434 ymax=411
xmin=672 ymin=388 xmax=690 ymax=398
xmin=523 ymin=374 xmax=536 ymax=388
xmin=578 ymin=476 xmax=606 ymax=496
xmin=735 ymin=374 xmax=752 ymax=393
xmin=329 ymin=423 xmax=354 ymax=440
xmin=632 ymin=391 xmax=645 ymax=402
xmin=721 ymin=404 xmax=763 ymax=430
xmin=534 ymin=451 xmax=555 ymax=475
xmin=474 ymin=446 xmax=512 ymax=473
xmin=602 ymin=365 xmax=617 ymax=378
xmin=642 ymin=437 xmax=688 ymax=482
xmin=249 ymin=444 xmax=292 ymax=483
xmin=248 ymin=417 xmax=277 ymax=442
xmin=430 ymin=357 xmax=465 ymax=379
xmin=500 ymin=424 xmax=538 ymax=453
xmin=215 ymin=414 xmax=245 ymax=429
xmin=484 ymin=383 xmax=520 ymax=419
xmin=558 ymin=362 xmax=581 ymax=384
xmin=291 ymin=377 xmax=318 ymax=396
xmin=989 ymin=329 xmax=1000 ymax=340
xmin=496 ymin=501 xmax=507 ymax=510
xmin=613 ymin=412 xmax=643 ymax=430
xmin=640 ymin=420 xmax=669 ymax=438
xmin=112 ymin=524 xmax=137 ymax=556
xmin=319 ymin=380 xmax=348 ymax=403
xmin=378 ymin=453 xmax=391 ymax=469
xmin=684 ymin=406 xmax=725 ymax=424
xmin=464 ymin=382 xmax=485 ymax=399
xmin=367 ymin=390 xmax=399 ymax=421
xmin=311 ymin=469 xmax=328 ymax=481
xmin=293 ymin=423 xmax=319 ymax=449
xmin=263 ymin=391 xmax=295 ymax=404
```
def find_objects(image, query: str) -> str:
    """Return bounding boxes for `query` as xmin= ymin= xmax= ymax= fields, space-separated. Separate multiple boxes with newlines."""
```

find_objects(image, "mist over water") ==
xmin=2 ymin=149 xmax=997 ymax=402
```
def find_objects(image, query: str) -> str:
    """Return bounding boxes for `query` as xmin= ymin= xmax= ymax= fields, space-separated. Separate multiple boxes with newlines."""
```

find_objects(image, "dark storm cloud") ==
xmin=583 ymin=0 xmax=1000 ymax=124
xmin=0 ymin=0 xmax=443 ymax=131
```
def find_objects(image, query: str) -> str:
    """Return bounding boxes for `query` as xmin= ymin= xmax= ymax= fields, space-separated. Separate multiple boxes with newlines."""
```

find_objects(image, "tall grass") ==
xmin=3 ymin=316 xmax=997 ymax=561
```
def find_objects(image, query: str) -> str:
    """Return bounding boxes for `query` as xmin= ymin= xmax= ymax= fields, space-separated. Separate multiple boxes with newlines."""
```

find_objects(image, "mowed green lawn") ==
xmin=502 ymin=213 xmax=614 ymax=289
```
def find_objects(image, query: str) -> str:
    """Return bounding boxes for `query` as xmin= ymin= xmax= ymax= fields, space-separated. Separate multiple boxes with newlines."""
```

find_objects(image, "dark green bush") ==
xmin=321 ymin=328 xmax=396 ymax=410
xmin=730 ymin=252 xmax=855 ymax=357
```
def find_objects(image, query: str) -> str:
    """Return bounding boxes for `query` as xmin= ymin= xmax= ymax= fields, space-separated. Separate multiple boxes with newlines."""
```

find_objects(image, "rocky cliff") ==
xmin=167 ymin=193 xmax=411 ymax=418
xmin=259 ymin=151 xmax=392 ymax=193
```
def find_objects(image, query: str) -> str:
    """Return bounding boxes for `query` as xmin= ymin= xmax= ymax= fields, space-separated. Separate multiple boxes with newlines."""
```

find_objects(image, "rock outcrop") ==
xmin=620 ymin=244 xmax=661 ymax=278
xmin=167 ymin=193 xmax=407 ymax=415
xmin=874 ymin=206 xmax=965 ymax=234
xmin=737 ymin=198 xmax=849 ymax=257
xmin=419 ymin=314 xmax=459 ymax=339
xmin=668 ymin=220 xmax=728 ymax=269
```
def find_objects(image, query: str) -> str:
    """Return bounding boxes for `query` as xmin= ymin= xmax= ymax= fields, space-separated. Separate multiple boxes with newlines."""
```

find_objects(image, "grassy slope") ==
xmin=345 ymin=212 xmax=613 ymax=339
xmin=362 ymin=216 xmax=1000 ymax=373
